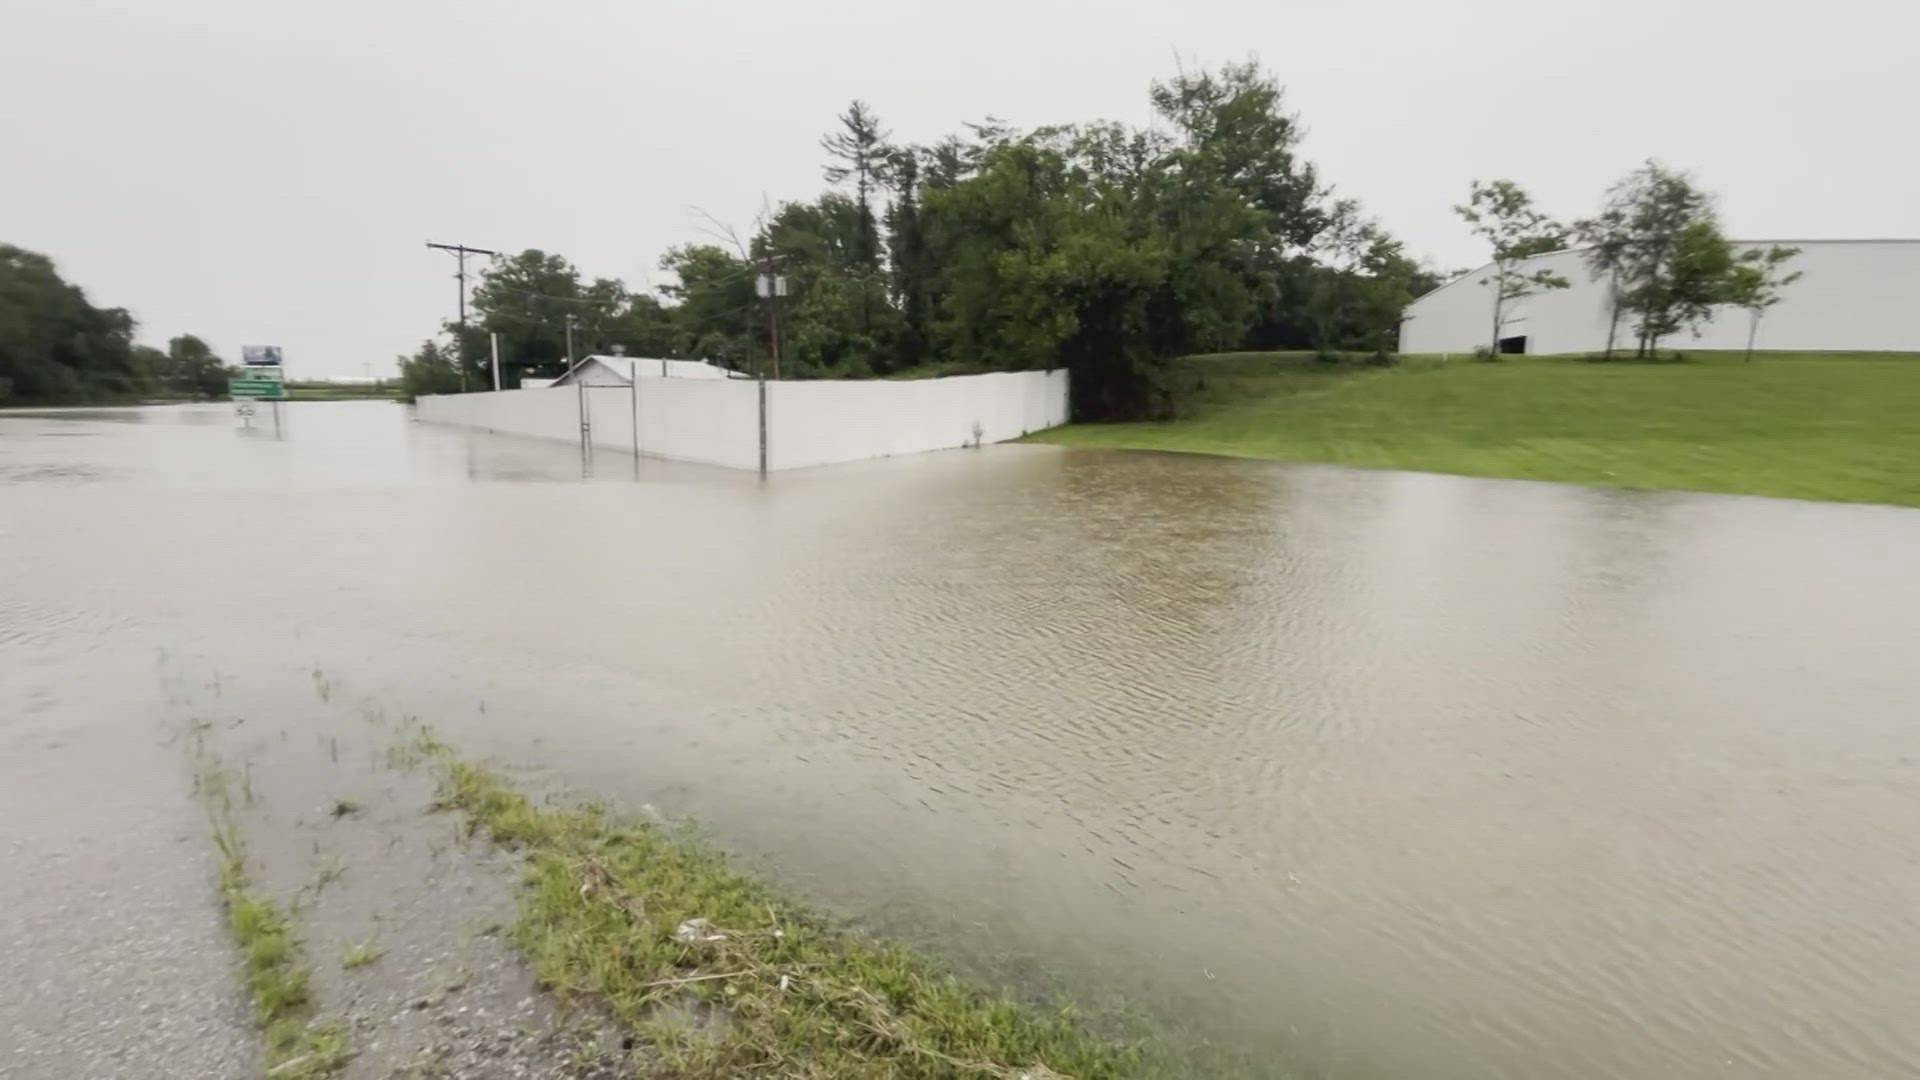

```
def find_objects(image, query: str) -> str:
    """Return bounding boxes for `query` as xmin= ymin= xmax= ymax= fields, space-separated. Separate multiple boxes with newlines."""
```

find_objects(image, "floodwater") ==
xmin=4 ymin=401 xmax=1919 ymax=1078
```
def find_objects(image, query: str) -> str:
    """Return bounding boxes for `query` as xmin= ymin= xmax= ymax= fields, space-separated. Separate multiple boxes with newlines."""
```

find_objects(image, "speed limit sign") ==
xmin=234 ymin=400 xmax=281 ymax=433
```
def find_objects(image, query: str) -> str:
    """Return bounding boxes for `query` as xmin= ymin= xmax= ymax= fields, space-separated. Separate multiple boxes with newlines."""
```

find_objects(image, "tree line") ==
xmin=9 ymin=64 xmax=1797 ymax=411
xmin=1456 ymin=163 xmax=1801 ymax=361
xmin=404 ymin=62 xmax=1445 ymax=418
xmin=0 ymin=244 xmax=231 ymax=403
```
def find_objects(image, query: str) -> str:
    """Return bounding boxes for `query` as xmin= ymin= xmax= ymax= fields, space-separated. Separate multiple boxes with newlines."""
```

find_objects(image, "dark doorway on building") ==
xmin=1498 ymin=335 xmax=1528 ymax=355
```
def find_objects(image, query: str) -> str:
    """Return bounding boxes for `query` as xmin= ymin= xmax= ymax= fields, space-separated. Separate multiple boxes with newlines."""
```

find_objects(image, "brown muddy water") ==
xmin=3 ymin=401 xmax=1918 ymax=1078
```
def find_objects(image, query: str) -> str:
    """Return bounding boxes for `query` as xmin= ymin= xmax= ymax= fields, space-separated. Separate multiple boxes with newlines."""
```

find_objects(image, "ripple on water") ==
xmin=4 ymin=412 xmax=1920 ymax=1078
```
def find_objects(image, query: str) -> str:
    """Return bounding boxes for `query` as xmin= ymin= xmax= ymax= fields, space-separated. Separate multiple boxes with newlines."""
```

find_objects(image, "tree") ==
xmin=785 ymin=270 xmax=888 ymax=377
xmin=758 ymin=193 xmax=899 ymax=375
xmin=0 ymin=244 xmax=138 ymax=401
xmin=1151 ymin=62 xmax=1331 ymax=353
xmin=921 ymin=135 xmax=1079 ymax=374
xmin=1149 ymin=61 xmax=1324 ymax=252
xmin=920 ymin=136 xmax=972 ymax=191
xmin=884 ymin=147 xmax=934 ymax=370
xmin=396 ymin=339 xmax=462 ymax=400
xmin=1643 ymin=219 xmax=1738 ymax=350
xmin=469 ymin=250 xmax=626 ymax=386
xmin=1572 ymin=204 xmax=1634 ymax=358
xmin=820 ymin=101 xmax=891 ymax=274
xmin=658 ymin=244 xmax=755 ymax=370
xmin=1577 ymin=161 xmax=1727 ymax=358
xmin=166 ymin=334 xmax=230 ymax=398
xmin=1306 ymin=200 xmax=1418 ymax=357
xmin=1454 ymin=180 xmax=1569 ymax=355
xmin=130 ymin=344 xmax=171 ymax=394
xmin=603 ymin=294 xmax=682 ymax=359
xmin=923 ymin=131 xmax=1171 ymax=416
xmin=904 ymin=60 xmax=1399 ymax=415
xmin=923 ymin=112 xmax=1271 ymax=418
xmin=1724 ymin=245 xmax=1802 ymax=362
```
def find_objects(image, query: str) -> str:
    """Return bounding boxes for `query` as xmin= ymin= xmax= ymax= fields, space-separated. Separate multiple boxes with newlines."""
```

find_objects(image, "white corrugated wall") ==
xmin=415 ymin=369 xmax=1069 ymax=472
xmin=1401 ymin=240 xmax=1920 ymax=355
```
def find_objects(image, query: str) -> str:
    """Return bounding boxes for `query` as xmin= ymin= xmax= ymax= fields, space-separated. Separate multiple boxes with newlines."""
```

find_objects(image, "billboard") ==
xmin=242 ymin=345 xmax=284 ymax=367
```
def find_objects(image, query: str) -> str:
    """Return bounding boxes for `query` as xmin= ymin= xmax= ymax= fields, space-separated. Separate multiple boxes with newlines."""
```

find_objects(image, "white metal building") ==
xmin=1399 ymin=239 xmax=1920 ymax=355
xmin=548 ymin=354 xmax=746 ymax=387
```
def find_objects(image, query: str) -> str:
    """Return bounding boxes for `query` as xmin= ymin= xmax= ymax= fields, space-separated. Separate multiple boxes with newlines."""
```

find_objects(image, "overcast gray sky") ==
xmin=5 ymin=0 xmax=1913 ymax=378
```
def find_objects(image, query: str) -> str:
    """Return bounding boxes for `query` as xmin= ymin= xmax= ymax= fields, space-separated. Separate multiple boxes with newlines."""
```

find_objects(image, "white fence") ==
xmin=414 ymin=369 xmax=1068 ymax=472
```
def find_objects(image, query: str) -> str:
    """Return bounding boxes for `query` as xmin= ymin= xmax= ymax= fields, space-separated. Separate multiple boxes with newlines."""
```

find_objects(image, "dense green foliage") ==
xmin=460 ymin=249 xmax=633 ymax=389
xmin=407 ymin=63 xmax=1432 ymax=419
xmin=1030 ymin=351 xmax=1920 ymax=507
xmin=396 ymin=339 xmax=463 ymax=400
xmin=0 ymin=244 xmax=139 ymax=401
xmin=159 ymin=334 xmax=232 ymax=399
xmin=0 ymin=245 xmax=231 ymax=403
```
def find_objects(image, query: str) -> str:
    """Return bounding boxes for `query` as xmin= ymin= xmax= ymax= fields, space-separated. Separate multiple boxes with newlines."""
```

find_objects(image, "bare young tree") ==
xmin=1724 ymin=245 xmax=1803 ymax=362
xmin=1573 ymin=204 xmax=1633 ymax=359
xmin=1454 ymin=180 xmax=1569 ymax=355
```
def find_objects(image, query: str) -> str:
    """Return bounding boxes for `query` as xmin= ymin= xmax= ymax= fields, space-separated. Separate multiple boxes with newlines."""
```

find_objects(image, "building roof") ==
xmin=549 ymin=355 xmax=747 ymax=386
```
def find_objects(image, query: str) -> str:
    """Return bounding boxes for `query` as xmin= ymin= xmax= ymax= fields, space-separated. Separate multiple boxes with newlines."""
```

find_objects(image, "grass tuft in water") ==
xmin=419 ymin=740 xmax=1147 ymax=1078
xmin=202 ymin=761 xmax=349 ymax=1079
xmin=340 ymin=941 xmax=384 ymax=970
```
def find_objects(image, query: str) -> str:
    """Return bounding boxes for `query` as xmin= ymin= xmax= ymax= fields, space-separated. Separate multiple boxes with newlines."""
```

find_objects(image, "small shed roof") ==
xmin=549 ymin=355 xmax=746 ymax=386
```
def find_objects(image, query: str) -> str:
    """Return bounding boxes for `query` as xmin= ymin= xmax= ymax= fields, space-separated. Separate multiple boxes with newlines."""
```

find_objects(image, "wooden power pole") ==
xmin=426 ymin=241 xmax=499 ymax=391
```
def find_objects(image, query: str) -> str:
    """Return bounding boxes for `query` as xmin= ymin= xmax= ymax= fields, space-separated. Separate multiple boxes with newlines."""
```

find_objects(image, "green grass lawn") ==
xmin=1028 ymin=351 xmax=1920 ymax=507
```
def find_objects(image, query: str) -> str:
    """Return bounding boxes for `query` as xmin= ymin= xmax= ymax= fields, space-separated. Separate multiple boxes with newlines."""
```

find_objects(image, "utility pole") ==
xmin=565 ymin=316 xmax=576 ymax=370
xmin=752 ymin=246 xmax=786 ymax=477
xmin=755 ymin=251 xmax=786 ymax=380
xmin=768 ymin=277 xmax=784 ymax=382
xmin=426 ymin=241 xmax=499 ymax=391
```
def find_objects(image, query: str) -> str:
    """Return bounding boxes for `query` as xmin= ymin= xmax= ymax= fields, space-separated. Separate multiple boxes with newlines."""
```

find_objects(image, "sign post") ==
xmin=233 ymin=345 xmax=287 ymax=434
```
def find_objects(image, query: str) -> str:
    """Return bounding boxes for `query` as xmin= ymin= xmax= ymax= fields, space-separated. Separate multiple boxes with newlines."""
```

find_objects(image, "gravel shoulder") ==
xmin=192 ymin=668 xmax=644 ymax=1079
xmin=0 ymin=644 xmax=256 ymax=1080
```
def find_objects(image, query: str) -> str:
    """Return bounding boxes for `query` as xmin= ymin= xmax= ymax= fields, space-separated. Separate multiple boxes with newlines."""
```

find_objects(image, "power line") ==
xmin=479 ymin=283 xmax=625 ymax=307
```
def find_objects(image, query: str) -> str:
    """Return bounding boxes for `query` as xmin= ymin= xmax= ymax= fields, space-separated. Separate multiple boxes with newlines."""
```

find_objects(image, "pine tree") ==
xmin=820 ymin=101 xmax=891 ymax=273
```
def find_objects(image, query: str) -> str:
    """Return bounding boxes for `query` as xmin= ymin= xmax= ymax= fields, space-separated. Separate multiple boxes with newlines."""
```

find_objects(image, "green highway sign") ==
xmin=229 ymin=370 xmax=287 ymax=399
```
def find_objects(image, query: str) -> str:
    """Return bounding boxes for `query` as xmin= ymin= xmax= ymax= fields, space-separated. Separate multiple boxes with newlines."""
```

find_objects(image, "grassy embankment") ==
xmin=1029 ymin=351 xmax=1920 ymax=507
xmin=406 ymin=730 xmax=1145 ymax=1079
